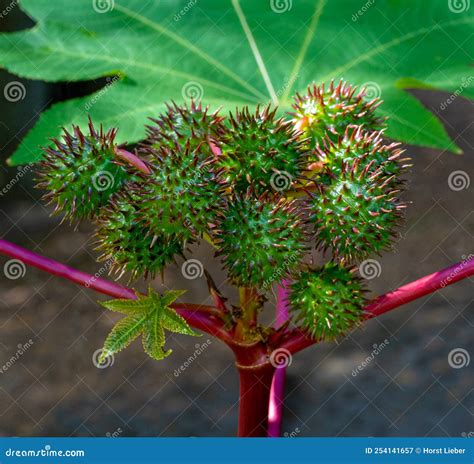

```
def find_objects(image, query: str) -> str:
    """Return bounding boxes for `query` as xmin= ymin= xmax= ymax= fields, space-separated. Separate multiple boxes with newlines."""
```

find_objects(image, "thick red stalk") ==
xmin=237 ymin=363 xmax=276 ymax=437
xmin=0 ymin=239 xmax=232 ymax=344
xmin=228 ymin=339 xmax=277 ymax=437
xmin=267 ymin=280 xmax=290 ymax=437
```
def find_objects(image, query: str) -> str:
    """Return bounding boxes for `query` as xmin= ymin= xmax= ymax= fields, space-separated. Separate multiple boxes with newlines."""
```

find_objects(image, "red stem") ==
xmin=237 ymin=364 xmax=275 ymax=437
xmin=0 ymin=239 xmax=232 ymax=344
xmin=274 ymin=280 xmax=291 ymax=327
xmin=364 ymin=257 xmax=474 ymax=316
xmin=2 ymin=237 xmax=473 ymax=353
xmin=2 ymin=239 xmax=474 ymax=437
xmin=280 ymin=256 xmax=474 ymax=355
xmin=267 ymin=280 xmax=291 ymax=437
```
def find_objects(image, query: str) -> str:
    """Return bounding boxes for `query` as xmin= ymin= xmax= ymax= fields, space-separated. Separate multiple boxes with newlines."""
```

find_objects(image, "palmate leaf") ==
xmin=99 ymin=314 xmax=145 ymax=363
xmin=99 ymin=287 xmax=199 ymax=363
xmin=1 ymin=0 xmax=472 ymax=164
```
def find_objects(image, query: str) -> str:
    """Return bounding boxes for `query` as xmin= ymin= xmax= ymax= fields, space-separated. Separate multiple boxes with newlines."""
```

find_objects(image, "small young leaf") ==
xmin=99 ymin=288 xmax=199 ymax=363
xmin=100 ymin=315 xmax=145 ymax=364
xmin=154 ymin=289 xmax=187 ymax=308
xmin=99 ymin=294 xmax=149 ymax=315
xmin=161 ymin=307 xmax=197 ymax=336
xmin=142 ymin=312 xmax=170 ymax=361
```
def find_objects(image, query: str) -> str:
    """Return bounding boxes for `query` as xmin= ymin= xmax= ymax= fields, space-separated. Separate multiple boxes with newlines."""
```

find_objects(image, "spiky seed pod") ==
xmin=95 ymin=190 xmax=183 ymax=281
xmin=292 ymin=80 xmax=385 ymax=148
xmin=316 ymin=126 xmax=411 ymax=185
xmin=36 ymin=119 xmax=130 ymax=221
xmin=212 ymin=194 xmax=306 ymax=287
xmin=216 ymin=105 xmax=308 ymax=195
xmin=311 ymin=159 xmax=405 ymax=261
xmin=145 ymin=101 xmax=224 ymax=158
xmin=138 ymin=143 xmax=223 ymax=243
xmin=289 ymin=263 xmax=367 ymax=340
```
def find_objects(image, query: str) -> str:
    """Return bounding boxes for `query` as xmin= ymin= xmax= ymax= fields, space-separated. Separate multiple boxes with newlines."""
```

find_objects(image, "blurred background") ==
xmin=0 ymin=1 xmax=472 ymax=437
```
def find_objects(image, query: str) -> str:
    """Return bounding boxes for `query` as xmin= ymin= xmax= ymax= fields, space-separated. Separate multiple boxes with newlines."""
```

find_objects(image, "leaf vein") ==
xmin=231 ymin=0 xmax=278 ymax=104
xmin=319 ymin=17 xmax=473 ymax=83
xmin=281 ymin=0 xmax=327 ymax=102
xmin=113 ymin=3 xmax=267 ymax=101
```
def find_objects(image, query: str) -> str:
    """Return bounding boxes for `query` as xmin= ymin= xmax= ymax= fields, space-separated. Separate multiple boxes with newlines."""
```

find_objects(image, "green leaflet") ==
xmin=99 ymin=314 xmax=146 ymax=363
xmin=99 ymin=288 xmax=199 ymax=363
xmin=1 ymin=0 xmax=472 ymax=164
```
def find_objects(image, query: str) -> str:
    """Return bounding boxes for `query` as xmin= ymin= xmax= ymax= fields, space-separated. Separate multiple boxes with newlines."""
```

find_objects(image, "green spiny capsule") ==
xmin=36 ymin=119 xmax=131 ymax=221
xmin=310 ymin=159 xmax=406 ymax=261
xmin=138 ymin=143 xmax=223 ymax=243
xmin=316 ymin=126 xmax=411 ymax=184
xmin=216 ymin=105 xmax=308 ymax=195
xmin=95 ymin=190 xmax=184 ymax=281
xmin=289 ymin=262 xmax=367 ymax=340
xmin=292 ymin=80 xmax=385 ymax=149
xmin=212 ymin=194 xmax=306 ymax=287
xmin=145 ymin=100 xmax=224 ymax=158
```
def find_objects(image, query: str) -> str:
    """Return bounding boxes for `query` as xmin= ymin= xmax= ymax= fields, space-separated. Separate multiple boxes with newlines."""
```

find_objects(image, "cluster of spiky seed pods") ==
xmin=36 ymin=80 xmax=411 ymax=340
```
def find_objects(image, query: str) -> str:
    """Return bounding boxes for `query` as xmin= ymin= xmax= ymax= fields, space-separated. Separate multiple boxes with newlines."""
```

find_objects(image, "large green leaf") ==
xmin=1 ymin=0 xmax=472 ymax=164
